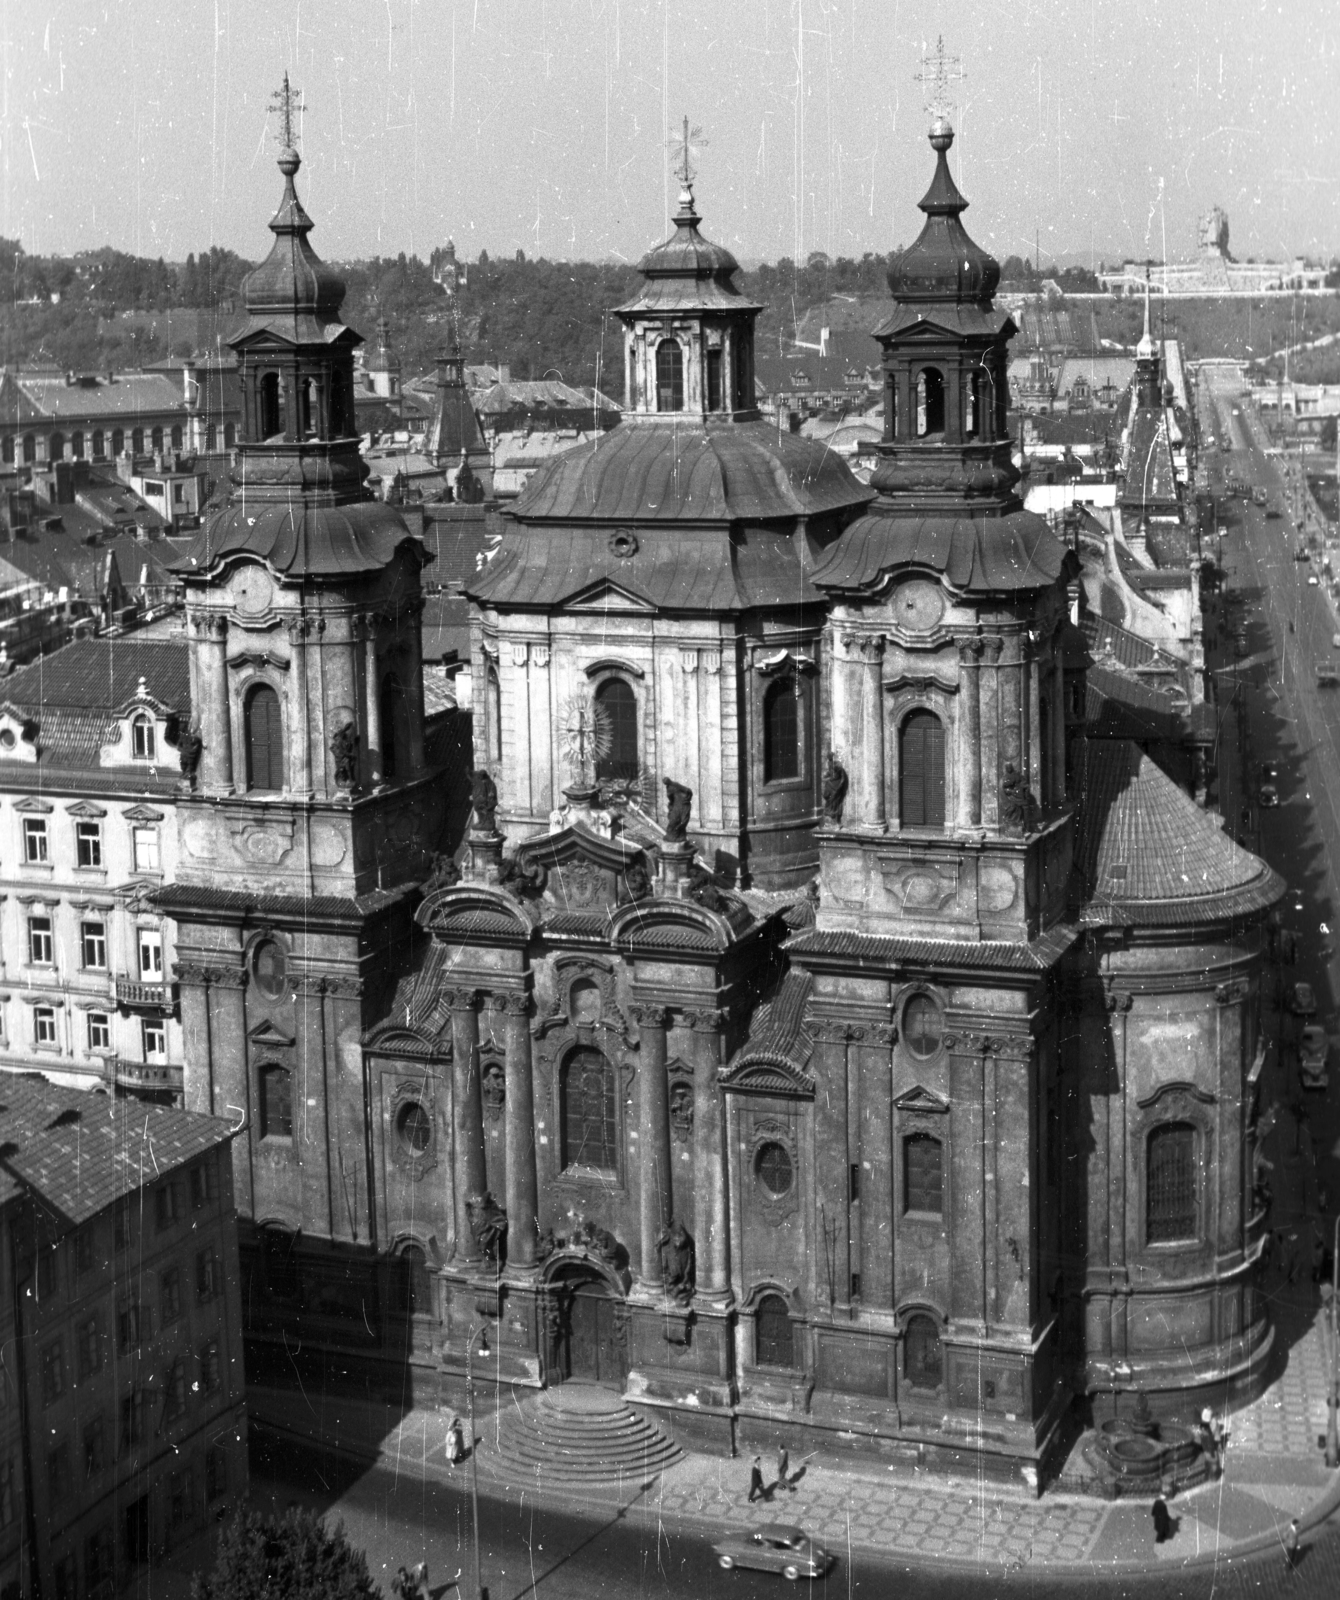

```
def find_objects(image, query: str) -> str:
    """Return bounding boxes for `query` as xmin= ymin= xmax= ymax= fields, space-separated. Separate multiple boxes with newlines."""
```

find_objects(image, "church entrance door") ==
xmin=560 ymin=1272 xmax=624 ymax=1387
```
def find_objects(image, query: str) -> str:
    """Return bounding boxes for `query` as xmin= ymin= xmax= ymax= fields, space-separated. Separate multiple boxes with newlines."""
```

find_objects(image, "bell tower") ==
xmin=159 ymin=78 xmax=442 ymax=1296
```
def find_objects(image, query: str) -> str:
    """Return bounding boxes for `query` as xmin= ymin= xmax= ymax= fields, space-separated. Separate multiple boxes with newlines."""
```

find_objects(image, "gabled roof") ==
xmin=0 ymin=637 xmax=189 ymax=713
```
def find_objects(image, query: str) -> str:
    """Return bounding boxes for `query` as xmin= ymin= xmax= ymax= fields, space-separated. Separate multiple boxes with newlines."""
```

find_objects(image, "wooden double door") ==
xmin=559 ymin=1276 xmax=625 ymax=1387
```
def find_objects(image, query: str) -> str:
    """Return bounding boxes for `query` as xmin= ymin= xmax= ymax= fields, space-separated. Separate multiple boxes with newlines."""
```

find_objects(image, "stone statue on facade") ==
xmin=999 ymin=763 xmax=1037 ymax=835
xmin=663 ymin=778 xmax=693 ymax=842
xmin=687 ymin=861 xmax=726 ymax=913
xmin=657 ymin=1221 xmax=695 ymax=1306
xmin=572 ymin=1216 xmax=621 ymax=1267
xmin=470 ymin=768 xmax=499 ymax=832
xmin=821 ymin=750 xmax=849 ymax=824
xmin=622 ymin=858 xmax=652 ymax=903
xmin=466 ymin=1190 xmax=508 ymax=1263
xmin=499 ymin=850 xmax=546 ymax=898
xmin=423 ymin=850 xmax=461 ymax=893
xmin=176 ymin=725 xmax=204 ymax=789
xmin=331 ymin=721 xmax=360 ymax=790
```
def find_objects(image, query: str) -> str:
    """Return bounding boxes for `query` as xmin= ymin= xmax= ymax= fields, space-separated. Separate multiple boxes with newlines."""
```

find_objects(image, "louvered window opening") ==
xmin=245 ymin=685 xmax=283 ymax=792
xmin=1147 ymin=1122 xmax=1198 ymax=1243
xmin=904 ymin=1132 xmax=943 ymax=1214
xmin=563 ymin=1047 xmax=617 ymax=1170
xmin=900 ymin=710 xmax=946 ymax=828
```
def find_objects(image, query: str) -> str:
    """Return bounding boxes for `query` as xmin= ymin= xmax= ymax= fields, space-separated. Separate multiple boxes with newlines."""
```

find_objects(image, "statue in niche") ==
xmin=499 ymin=851 xmax=546 ymax=898
xmin=177 ymin=725 xmax=204 ymax=789
xmin=663 ymin=778 xmax=693 ymax=842
xmin=470 ymin=768 xmax=499 ymax=832
xmin=466 ymin=1190 xmax=508 ymax=1263
xmin=821 ymin=750 xmax=849 ymax=824
xmin=657 ymin=1220 xmax=695 ymax=1305
xmin=669 ymin=1082 xmax=694 ymax=1143
xmin=623 ymin=858 xmax=652 ymax=903
xmin=999 ymin=763 xmax=1037 ymax=835
xmin=331 ymin=721 xmax=360 ymax=790
xmin=480 ymin=1059 xmax=506 ymax=1122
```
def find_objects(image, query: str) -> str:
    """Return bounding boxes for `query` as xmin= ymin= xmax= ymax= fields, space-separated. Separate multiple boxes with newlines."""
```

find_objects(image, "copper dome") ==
xmin=886 ymin=124 xmax=1000 ymax=306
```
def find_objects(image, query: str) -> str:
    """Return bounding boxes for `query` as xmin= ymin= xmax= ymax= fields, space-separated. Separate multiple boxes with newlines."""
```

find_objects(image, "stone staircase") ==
xmin=484 ymin=1384 xmax=683 ymax=1485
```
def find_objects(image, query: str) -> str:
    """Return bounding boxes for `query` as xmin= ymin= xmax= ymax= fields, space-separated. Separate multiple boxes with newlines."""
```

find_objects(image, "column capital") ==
xmin=838 ymin=632 xmax=885 ymax=664
xmin=491 ymin=990 xmax=532 ymax=1017
xmin=1105 ymin=989 xmax=1134 ymax=1014
xmin=957 ymin=636 xmax=986 ymax=665
xmin=630 ymin=1002 xmax=670 ymax=1028
xmin=980 ymin=634 xmax=1005 ymax=664
xmin=446 ymin=986 xmax=483 ymax=1013
xmin=682 ymin=1007 xmax=725 ymax=1032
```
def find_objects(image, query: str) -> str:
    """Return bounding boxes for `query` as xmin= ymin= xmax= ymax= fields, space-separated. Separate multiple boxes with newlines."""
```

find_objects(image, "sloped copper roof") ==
xmin=507 ymin=419 xmax=870 ymax=525
xmin=235 ymin=148 xmax=352 ymax=349
xmin=173 ymin=499 xmax=421 ymax=580
xmin=885 ymin=124 xmax=1000 ymax=306
xmin=614 ymin=185 xmax=760 ymax=319
xmin=811 ymin=506 xmax=1073 ymax=595
xmin=1075 ymin=740 xmax=1283 ymax=926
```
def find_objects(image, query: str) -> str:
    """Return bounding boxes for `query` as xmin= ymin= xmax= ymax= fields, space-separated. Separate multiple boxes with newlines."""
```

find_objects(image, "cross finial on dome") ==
xmin=269 ymin=71 xmax=304 ymax=171
xmin=915 ymin=36 xmax=964 ymax=136
xmin=668 ymin=116 xmax=707 ymax=192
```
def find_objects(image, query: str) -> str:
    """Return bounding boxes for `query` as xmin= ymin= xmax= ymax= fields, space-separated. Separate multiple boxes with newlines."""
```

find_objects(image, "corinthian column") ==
xmin=839 ymin=633 xmax=885 ymax=828
xmin=500 ymin=990 xmax=538 ymax=1268
xmin=688 ymin=1007 xmax=730 ymax=1298
xmin=448 ymin=988 xmax=488 ymax=1264
xmin=633 ymin=1004 xmax=672 ymax=1291
xmin=959 ymin=637 xmax=984 ymax=826
xmin=980 ymin=635 xmax=1003 ymax=827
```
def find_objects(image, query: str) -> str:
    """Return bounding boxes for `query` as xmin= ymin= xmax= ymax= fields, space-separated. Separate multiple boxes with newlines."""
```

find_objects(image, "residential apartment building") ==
xmin=0 ymin=638 xmax=189 ymax=1103
xmin=0 ymin=1078 xmax=245 ymax=1600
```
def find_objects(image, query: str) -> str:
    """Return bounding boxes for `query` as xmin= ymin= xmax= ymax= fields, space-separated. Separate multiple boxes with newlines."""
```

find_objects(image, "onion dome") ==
xmin=886 ymin=120 xmax=1000 ymax=305
xmin=238 ymin=144 xmax=349 ymax=341
xmin=616 ymin=185 xmax=758 ymax=316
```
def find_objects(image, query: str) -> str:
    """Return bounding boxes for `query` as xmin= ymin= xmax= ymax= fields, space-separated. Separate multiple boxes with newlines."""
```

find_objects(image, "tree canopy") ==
xmin=191 ymin=1506 xmax=381 ymax=1600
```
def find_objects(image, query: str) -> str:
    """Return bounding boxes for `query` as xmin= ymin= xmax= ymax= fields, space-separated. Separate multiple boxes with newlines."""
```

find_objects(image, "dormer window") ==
xmin=131 ymin=714 xmax=156 ymax=761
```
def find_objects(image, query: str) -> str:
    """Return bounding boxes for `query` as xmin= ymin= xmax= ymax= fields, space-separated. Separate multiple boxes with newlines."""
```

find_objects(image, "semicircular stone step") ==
xmin=486 ymin=1387 xmax=683 ymax=1483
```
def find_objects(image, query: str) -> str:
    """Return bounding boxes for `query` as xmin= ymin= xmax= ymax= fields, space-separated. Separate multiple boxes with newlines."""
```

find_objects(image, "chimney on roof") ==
xmin=498 ymin=364 xmax=510 ymax=385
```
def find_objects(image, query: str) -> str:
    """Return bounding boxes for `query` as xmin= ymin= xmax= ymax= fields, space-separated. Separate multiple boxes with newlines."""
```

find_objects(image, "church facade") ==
xmin=168 ymin=111 xmax=1281 ymax=1484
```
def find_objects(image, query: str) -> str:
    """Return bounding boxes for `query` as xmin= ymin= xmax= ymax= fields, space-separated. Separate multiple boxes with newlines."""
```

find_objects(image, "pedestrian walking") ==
xmin=1284 ymin=1232 xmax=1300 ymax=1285
xmin=445 ymin=1415 xmax=465 ymax=1466
xmin=1311 ymin=1234 xmax=1326 ymax=1284
xmin=748 ymin=1455 xmax=765 ymax=1503
xmin=1284 ymin=1517 xmax=1301 ymax=1573
xmin=1152 ymin=1496 xmax=1172 ymax=1544
xmin=776 ymin=1445 xmax=790 ymax=1492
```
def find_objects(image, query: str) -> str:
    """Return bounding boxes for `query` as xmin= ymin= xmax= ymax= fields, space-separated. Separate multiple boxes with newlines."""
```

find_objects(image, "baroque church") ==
xmin=166 ymin=107 xmax=1282 ymax=1483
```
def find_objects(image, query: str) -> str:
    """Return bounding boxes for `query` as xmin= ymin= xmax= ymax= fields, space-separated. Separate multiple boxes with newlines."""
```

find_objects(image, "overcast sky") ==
xmin=4 ymin=0 xmax=1336 ymax=270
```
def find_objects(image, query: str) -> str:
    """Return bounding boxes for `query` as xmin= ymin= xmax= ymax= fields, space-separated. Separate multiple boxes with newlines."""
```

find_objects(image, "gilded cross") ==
xmin=915 ymin=36 xmax=964 ymax=124
xmin=668 ymin=116 xmax=707 ymax=187
xmin=269 ymin=71 xmax=304 ymax=150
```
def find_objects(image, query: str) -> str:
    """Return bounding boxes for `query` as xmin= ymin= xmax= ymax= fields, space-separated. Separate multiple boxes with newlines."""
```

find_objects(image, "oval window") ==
xmin=252 ymin=939 xmax=287 ymax=999
xmin=903 ymin=994 xmax=943 ymax=1059
xmin=397 ymin=1101 xmax=432 ymax=1154
xmin=755 ymin=1141 xmax=794 ymax=1197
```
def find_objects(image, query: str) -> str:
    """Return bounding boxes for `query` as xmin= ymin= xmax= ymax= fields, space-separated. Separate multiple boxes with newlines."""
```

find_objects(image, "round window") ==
xmin=903 ymin=994 xmax=943 ymax=1059
xmin=397 ymin=1101 xmax=432 ymax=1154
xmin=755 ymin=1141 xmax=794 ymax=1197
xmin=252 ymin=939 xmax=287 ymax=999
xmin=0 ymin=729 xmax=14 ymax=750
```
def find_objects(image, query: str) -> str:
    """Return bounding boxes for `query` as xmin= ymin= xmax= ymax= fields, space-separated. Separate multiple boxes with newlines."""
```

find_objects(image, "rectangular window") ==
xmin=88 ymin=1011 xmax=112 ymax=1052
xmin=1147 ymin=1122 xmax=1199 ymax=1243
xmin=191 ymin=1159 xmax=216 ymax=1210
xmin=23 ymin=815 xmax=48 ymax=862
xmin=138 ymin=927 xmax=163 ymax=978
xmin=143 ymin=1018 xmax=166 ymax=1062
xmin=77 ymin=1314 xmax=102 ymax=1380
xmin=36 ymin=1242 xmax=57 ymax=1301
xmin=83 ymin=1415 xmax=105 ymax=1479
xmin=0 ymin=1459 xmax=13 ymax=1529
xmin=164 ymin=1356 xmax=188 ymax=1421
xmin=118 ymin=1304 xmax=147 ymax=1353
xmin=46 ymin=1441 xmax=70 ymax=1503
xmin=41 ymin=1338 xmax=65 ymax=1404
xmin=74 ymin=1225 xmax=96 ymax=1277
xmin=133 ymin=826 xmax=160 ymax=873
xmin=155 ymin=1179 xmax=179 ymax=1230
xmin=28 ymin=914 xmax=54 ymax=965
xmin=80 ymin=919 xmax=107 ymax=969
xmin=205 ymin=1445 xmax=228 ymax=1502
xmin=199 ymin=1338 xmax=221 ymax=1395
xmin=169 ymin=1467 xmax=195 ymax=1527
xmin=114 ymin=1199 xmax=135 ymax=1253
xmin=260 ymin=1064 xmax=293 ymax=1139
xmin=76 ymin=819 xmax=103 ymax=867
xmin=160 ymin=1265 xmax=182 ymax=1323
xmin=196 ymin=1247 xmax=219 ymax=1302
xmin=119 ymin=1387 xmax=148 ymax=1450
xmin=34 ymin=1006 xmax=57 ymax=1046
xmin=86 ymin=1526 xmax=114 ymax=1590
xmin=903 ymin=1133 xmax=944 ymax=1215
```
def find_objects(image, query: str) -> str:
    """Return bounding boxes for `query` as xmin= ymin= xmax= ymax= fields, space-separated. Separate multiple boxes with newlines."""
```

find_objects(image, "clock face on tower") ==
xmin=892 ymin=578 xmax=946 ymax=633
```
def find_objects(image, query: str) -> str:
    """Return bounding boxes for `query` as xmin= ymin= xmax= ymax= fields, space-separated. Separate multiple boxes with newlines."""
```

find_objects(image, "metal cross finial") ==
xmin=269 ymin=71 xmax=304 ymax=150
xmin=668 ymin=116 xmax=707 ymax=187
xmin=915 ymin=36 xmax=964 ymax=125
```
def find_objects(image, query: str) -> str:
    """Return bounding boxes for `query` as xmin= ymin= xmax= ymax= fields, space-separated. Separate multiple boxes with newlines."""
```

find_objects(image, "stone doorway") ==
xmin=555 ymin=1268 xmax=625 ymax=1388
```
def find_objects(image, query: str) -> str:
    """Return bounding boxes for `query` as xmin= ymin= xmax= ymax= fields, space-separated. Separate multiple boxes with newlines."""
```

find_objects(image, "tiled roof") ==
xmin=1074 ymin=740 xmax=1284 ymax=925
xmin=14 ymin=373 xmax=187 ymax=421
xmin=786 ymin=923 xmax=1078 ymax=971
xmin=735 ymin=970 xmax=814 ymax=1069
xmin=1086 ymin=663 xmax=1187 ymax=743
xmin=152 ymin=881 xmax=414 ymax=923
xmin=0 ymin=1075 xmax=232 ymax=1226
xmin=813 ymin=507 xmax=1074 ymax=597
xmin=0 ymin=638 xmax=190 ymax=712
xmin=1121 ymin=407 xmax=1179 ymax=511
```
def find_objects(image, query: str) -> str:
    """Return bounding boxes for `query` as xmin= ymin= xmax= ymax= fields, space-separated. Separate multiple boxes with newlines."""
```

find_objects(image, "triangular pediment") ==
xmin=564 ymin=579 xmax=656 ymax=614
xmin=893 ymin=1084 xmax=950 ymax=1114
xmin=13 ymin=796 xmax=53 ymax=813
xmin=66 ymin=801 xmax=108 ymax=819
xmin=248 ymin=1018 xmax=295 ymax=1049
xmin=124 ymin=805 xmax=165 ymax=823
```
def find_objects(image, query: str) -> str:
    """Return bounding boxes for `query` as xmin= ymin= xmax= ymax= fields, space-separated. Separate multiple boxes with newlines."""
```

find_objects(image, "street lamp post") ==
xmin=465 ymin=1324 xmax=490 ymax=1600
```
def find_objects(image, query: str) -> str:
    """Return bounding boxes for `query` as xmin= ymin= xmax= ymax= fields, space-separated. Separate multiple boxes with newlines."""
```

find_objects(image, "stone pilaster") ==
xmin=632 ymin=1003 xmax=673 ymax=1292
xmin=958 ymin=637 xmax=984 ymax=827
xmin=686 ymin=1007 xmax=730 ymax=1299
xmin=498 ymin=989 xmax=539 ymax=1268
xmin=447 ymin=987 xmax=488 ymax=1263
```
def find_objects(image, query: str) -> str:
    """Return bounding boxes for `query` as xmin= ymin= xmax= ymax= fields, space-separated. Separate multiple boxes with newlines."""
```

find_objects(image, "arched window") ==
xmin=903 ymin=1314 xmax=942 ymax=1390
xmin=886 ymin=376 xmax=897 ymax=439
xmin=902 ymin=995 xmax=943 ymax=1059
xmin=262 ymin=1226 xmax=299 ymax=1300
xmin=244 ymin=683 xmax=284 ymax=793
xmin=50 ymin=432 xmax=65 ymax=461
xmin=561 ymin=1047 xmax=617 ymax=1171
xmin=170 ymin=423 xmax=183 ymax=450
xmin=131 ymin=427 xmax=144 ymax=455
xmin=594 ymin=678 xmax=638 ymax=782
xmin=706 ymin=347 xmax=724 ymax=412
xmin=916 ymin=367 xmax=945 ymax=437
xmin=110 ymin=428 xmax=124 ymax=456
xmin=259 ymin=372 xmax=283 ymax=439
xmin=91 ymin=430 xmax=104 ymax=458
xmin=392 ymin=1244 xmax=431 ymax=1317
xmin=762 ymin=677 xmax=801 ymax=784
xmin=72 ymin=431 xmax=84 ymax=459
xmin=903 ymin=1132 xmax=943 ymax=1215
xmin=379 ymin=674 xmax=402 ymax=780
xmin=259 ymin=1064 xmax=293 ymax=1139
xmin=1146 ymin=1122 xmax=1198 ymax=1243
xmin=485 ymin=666 xmax=502 ymax=763
xmin=754 ymin=1293 xmax=794 ymax=1368
xmin=22 ymin=434 xmax=35 ymax=463
xmin=899 ymin=709 xmax=945 ymax=829
xmin=656 ymin=339 xmax=684 ymax=412
xmin=1 ymin=436 xmax=11 ymax=465
xmin=150 ymin=426 xmax=163 ymax=452
xmin=206 ymin=424 xmax=218 ymax=451
xmin=131 ymin=714 xmax=156 ymax=760
xmin=224 ymin=422 xmax=236 ymax=449
xmin=964 ymin=372 xmax=979 ymax=439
